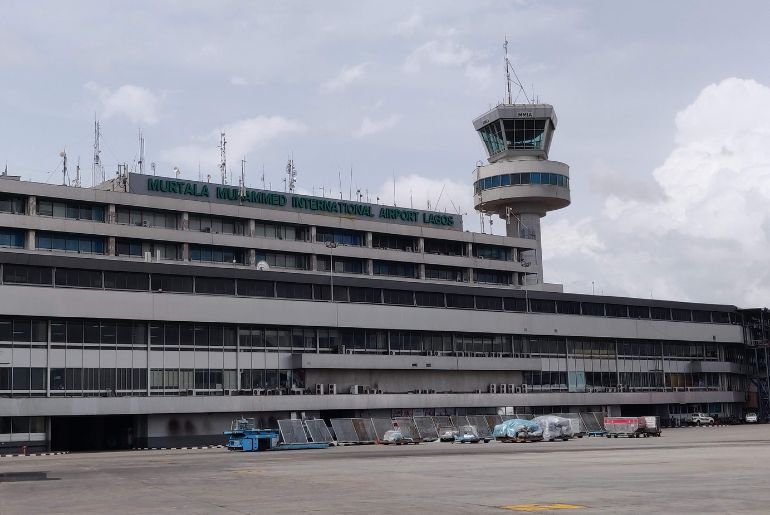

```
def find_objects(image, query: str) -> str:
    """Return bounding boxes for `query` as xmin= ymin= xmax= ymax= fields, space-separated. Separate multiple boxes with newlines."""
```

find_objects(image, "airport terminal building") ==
xmin=0 ymin=102 xmax=765 ymax=452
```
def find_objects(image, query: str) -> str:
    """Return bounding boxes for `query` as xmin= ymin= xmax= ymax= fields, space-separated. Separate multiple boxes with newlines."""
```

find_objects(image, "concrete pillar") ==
xmin=310 ymin=226 xmax=317 ymax=242
xmin=467 ymin=268 xmax=474 ymax=284
xmin=417 ymin=237 xmax=425 ymax=253
xmin=310 ymin=254 xmax=318 ymax=271
xmin=181 ymin=212 xmax=189 ymax=231
xmin=107 ymin=236 xmax=116 ymax=256
xmin=26 ymin=229 xmax=35 ymax=250
xmin=366 ymin=259 xmax=374 ymax=275
xmin=248 ymin=219 xmax=256 ymax=237
xmin=107 ymin=204 xmax=116 ymax=224
xmin=419 ymin=263 xmax=426 ymax=280
xmin=26 ymin=195 xmax=36 ymax=216
xmin=182 ymin=242 xmax=190 ymax=261
xmin=366 ymin=232 xmax=373 ymax=248
xmin=249 ymin=249 xmax=257 ymax=266
xmin=465 ymin=241 xmax=473 ymax=257
xmin=507 ymin=213 xmax=543 ymax=285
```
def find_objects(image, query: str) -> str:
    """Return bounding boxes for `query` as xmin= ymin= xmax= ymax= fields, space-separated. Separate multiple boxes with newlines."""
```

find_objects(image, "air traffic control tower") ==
xmin=472 ymin=103 xmax=570 ymax=286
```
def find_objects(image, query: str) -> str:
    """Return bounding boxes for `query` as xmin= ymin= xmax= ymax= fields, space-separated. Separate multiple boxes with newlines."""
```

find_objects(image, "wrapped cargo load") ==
xmin=532 ymin=415 xmax=573 ymax=441
xmin=492 ymin=419 xmax=543 ymax=441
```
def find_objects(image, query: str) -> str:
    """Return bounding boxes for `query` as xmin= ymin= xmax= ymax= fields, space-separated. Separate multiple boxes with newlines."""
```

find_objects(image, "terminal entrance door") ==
xmin=51 ymin=415 xmax=136 ymax=451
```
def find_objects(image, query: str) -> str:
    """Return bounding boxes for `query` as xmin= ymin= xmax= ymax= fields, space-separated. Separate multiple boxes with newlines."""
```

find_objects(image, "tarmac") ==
xmin=1 ymin=425 xmax=770 ymax=514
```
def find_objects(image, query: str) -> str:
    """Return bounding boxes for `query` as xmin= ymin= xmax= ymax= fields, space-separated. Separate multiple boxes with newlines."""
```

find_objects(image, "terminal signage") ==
xmin=135 ymin=174 xmax=460 ymax=230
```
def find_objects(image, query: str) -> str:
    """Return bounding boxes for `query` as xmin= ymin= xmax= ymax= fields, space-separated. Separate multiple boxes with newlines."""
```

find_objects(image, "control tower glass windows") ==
xmin=503 ymin=119 xmax=546 ymax=150
xmin=0 ymin=194 xmax=25 ymax=214
xmin=474 ymin=173 xmax=569 ymax=194
xmin=316 ymin=228 xmax=363 ymax=246
xmin=478 ymin=121 xmax=506 ymax=155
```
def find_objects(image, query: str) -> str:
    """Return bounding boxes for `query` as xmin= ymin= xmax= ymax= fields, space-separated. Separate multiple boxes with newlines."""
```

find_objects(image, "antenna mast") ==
xmin=60 ymin=149 xmax=68 ymax=185
xmin=92 ymin=117 xmax=104 ymax=186
xmin=138 ymin=130 xmax=145 ymax=175
xmin=504 ymin=38 xmax=531 ymax=104
xmin=240 ymin=157 xmax=247 ymax=199
xmin=218 ymin=132 xmax=227 ymax=185
xmin=286 ymin=156 xmax=296 ymax=193
xmin=74 ymin=157 xmax=81 ymax=187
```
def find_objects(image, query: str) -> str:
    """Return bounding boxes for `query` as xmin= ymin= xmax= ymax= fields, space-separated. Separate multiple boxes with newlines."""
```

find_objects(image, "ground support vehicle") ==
xmin=604 ymin=417 xmax=647 ymax=438
xmin=687 ymin=413 xmax=715 ymax=426
xmin=745 ymin=412 xmax=758 ymax=423
xmin=453 ymin=425 xmax=487 ymax=444
xmin=438 ymin=426 xmax=459 ymax=442
xmin=641 ymin=416 xmax=662 ymax=437
xmin=225 ymin=418 xmax=328 ymax=451
xmin=380 ymin=430 xmax=418 ymax=445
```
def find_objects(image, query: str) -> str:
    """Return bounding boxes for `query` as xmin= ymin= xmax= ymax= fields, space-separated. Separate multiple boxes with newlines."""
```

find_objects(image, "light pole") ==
xmin=325 ymin=241 xmax=338 ymax=302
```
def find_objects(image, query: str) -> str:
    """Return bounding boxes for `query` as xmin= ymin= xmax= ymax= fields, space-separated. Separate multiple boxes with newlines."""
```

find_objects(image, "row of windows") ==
xmin=116 ymin=206 xmax=177 ymax=229
xmin=0 ymin=264 xmax=738 ymax=324
xmin=478 ymin=119 xmax=548 ymax=156
xmin=523 ymin=370 xmax=744 ymax=392
xmin=38 ymin=199 xmax=105 ymax=222
xmin=474 ymin=172 xmax=569 ymax=194
xmin=0 ymin=228 xmax=24 ymax=248
xmin=36 ymin=232 xmax=105 ymax=254
xmin=0 ymin=416 xmax=46 ymax=434
xmin=0 ymin=194 xmax=25 ymax=214
xmin=188 ymin=213 xmax=245 ymax=235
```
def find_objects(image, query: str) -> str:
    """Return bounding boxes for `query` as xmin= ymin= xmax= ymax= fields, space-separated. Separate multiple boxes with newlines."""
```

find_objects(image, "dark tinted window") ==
xmin=556 ymin=301 xmax=580 ymax=315
xmin=581 ymin=302 xmax=605 ymax=316
xmin=151 ymin=274 xmax=193 ymax=293
xmin=446 ymin=294 xmax=474 ymax=309
xmin=671 ymin=309 xmax=692 ymax=322
xmin=475 ymin=296 xmax=502 ymax=311
xmin=3 ymin=265 xmax=52 ymax=285
xmin=605 ymin=304 xmax=628 ymax=318
xmin=238 ymin=279 xmax=274 ymax=297
xmin=529 ymin=299 xmax=556 ymax=313
xmin=195 ymin=277 xmax=235 ymax=295
xmin=383 ymin=290 xmax=414 ymax=306
xmin=692 ymin=310 xmax=712 ymax=323
xmin=628 ymin=305 xmax=650 ymax=319
xmin=349 ymin=287 xmax=380 ymax=303
xmin=711 ymin=311 xmax=731 ymax=324
xmin=503 ymin=297 xmax=527 ymax=312
xmin=276 ymin=282 xmax=313 ymax=300
xmin=650 ymin=307 xmax=670 ymax=320
xmin=416 ymin=291 xmax=445 ymax=307
xmin=104 ymin=271 xmax=149 ymax=291
xmin=55 ymin=269 xmax=102 ymax=288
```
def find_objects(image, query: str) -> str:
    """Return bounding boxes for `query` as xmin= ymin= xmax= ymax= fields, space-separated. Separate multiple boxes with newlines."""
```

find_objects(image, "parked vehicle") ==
xmin=453 ymin=425 xmax=483 ymax=444
xmin=438 ymin=426 xmax=458 ymax=442
xmin=604 ymin=417 xmax=646 ymax=438
xmin=745 ymin=412 xmax=758 ymax=423
xmin=688 ymin=413 xmax=714 ymax=426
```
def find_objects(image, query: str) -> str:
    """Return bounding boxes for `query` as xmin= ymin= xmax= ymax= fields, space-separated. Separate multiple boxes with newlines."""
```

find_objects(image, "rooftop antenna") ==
xmin=504 ymin=38 xmax=531 ymax=104
xmin=240 ymin=157 xmax=247 ymax=200
xmin=338 ymin=168 xmax=343 ymax=199
xmin=197 ymin=162 xmax=202 ymax=181
xmin=138 ymin=129 xmax=145 ymax=175
xmin=286 ymin=155 xmax=297 ymax=192
xmin=261 ymin=163 xmax=266 ymax=189
xmin=151 ymin=162 xmax=156 ymax=176
xmin=434 ymin=184 xmax=446 ymax=212
xmin=73 ymin=157 xmax=81 ymax=187
xmin=2 ymin=162 xmax=7 ymax=176
xmin=218 ymin=132 xmax=227 ymax=185
xmin=173 ymin=166 xmax=181 ymax=178
xmin=392 ymin=171 xmax=396 ymax=206
xmin=92 ymin=116 xmax=104 ymax=187
xmin=349 ymin=165 xmax=353 ymax=201
xmin=60 ymin=149 xmax=68 ymax=186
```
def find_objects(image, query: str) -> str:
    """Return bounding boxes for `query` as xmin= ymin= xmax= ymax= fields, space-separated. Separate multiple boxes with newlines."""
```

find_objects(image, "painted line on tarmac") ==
xmin=500 ymin=503 xmax=585 ymax=512
xmin=0 ymin=451 xmax=70 ymax=458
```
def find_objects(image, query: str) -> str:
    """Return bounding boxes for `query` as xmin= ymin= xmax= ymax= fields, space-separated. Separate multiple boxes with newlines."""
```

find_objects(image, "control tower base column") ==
xmin=506 ymin=212 xmax=543 ymax=285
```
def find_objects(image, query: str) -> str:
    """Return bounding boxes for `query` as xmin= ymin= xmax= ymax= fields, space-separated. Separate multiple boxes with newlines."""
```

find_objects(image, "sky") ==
xmin=2 ymin=1 xmax=770 ymax=307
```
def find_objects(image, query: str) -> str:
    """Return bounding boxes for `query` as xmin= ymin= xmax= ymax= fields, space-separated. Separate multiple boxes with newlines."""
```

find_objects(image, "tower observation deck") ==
xmin=472 ymin=103 xmax=570 ymax=286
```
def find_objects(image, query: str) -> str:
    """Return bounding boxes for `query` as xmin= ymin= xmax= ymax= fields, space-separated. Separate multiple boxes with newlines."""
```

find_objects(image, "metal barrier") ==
xmin=393 ymin=417 xmax=421 ymax=440
xmin=330 ymin=418 xmax=359 ymax=443
xmin=450 ymin=415 xmax=470 ymax=428
xmin=466 ymin=415 xmax=492 ymax=437
xmin=413 ymin=416 xmax=439 ymax=440
xmin=432 ymin=416 xmax=452 ymax=429
xmin=579 ymin=412 xmax=605 ymax=433
xmin=278 ymin=419 xmax=309 ymax=444
xmin=553 ymin=412 xmax=586 ymax=435
xmin=486 ymin=415 xmax=503 ymax=429
xmin=352 ymin=418 xmax=377 ymax=442
xmin=371 ymin=418 xmax=396 ymax=441
xmin=305 ymin=419 xmax=334 ymax=443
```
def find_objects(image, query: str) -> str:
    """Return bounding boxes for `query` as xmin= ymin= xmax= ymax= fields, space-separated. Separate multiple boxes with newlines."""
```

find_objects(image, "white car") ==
xmin=745 ymin=412 xmax=758 ymax=423
xmin=688 ymin=413 xmax=714 ymax=426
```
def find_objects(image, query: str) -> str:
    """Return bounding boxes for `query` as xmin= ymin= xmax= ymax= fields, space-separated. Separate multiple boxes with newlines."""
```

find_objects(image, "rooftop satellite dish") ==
xmin=256 ymin=260 xmax=270 ymax=271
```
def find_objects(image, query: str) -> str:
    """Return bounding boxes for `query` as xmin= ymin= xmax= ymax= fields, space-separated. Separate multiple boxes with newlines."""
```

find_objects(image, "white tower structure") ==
xmin=472 ymin=103 xmax=570 ymax=286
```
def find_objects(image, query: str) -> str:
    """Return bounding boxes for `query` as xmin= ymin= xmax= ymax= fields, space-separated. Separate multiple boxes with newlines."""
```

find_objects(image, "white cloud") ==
xmin=353 ymin=114 xmax=400 ymax=138
xmin=395 ymin=12 xmax=423 ymax=35
xmin=545 ymin=78 xmax=770 ymax=306
xmin=162 ymin=115 xmax=307 ymax=172
xmin=374 ymin=174 xmax=473 ymax=216
xmin=85 ymin=83 xmax=161 ymax=125
xmin=230 ymin=76 xmax=248 ymax=86
xmin=320 ymin=63 xmax=367 ymax=94
xmin=403 ymin=40 xmax=473 ymax=73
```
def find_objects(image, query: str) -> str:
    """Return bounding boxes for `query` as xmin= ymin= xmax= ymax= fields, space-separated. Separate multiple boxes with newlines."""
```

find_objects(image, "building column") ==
xmin=310 ymin=254 xmax=318 ymax=271
xmin=182 ymin=242 xmax=190 ymax=261
xmin=248 ymin=219 xmax=256 ymax=237
xmin=366 ymin=232 xmax=373 ymax=248
xmin=366 ymin=259 xmax=374 ymax=275
xmin=181 ymin=212 xmax=189 ymax=231
xmin=107 ymin=204 xmax=116 ymax=224
xmin=419 ymin=263 xmax=426 ymax=280
xmin=26 ymin=229 xmax=35 ymax=250
xmin=26 ymin=195 xmax=36 ymax=216
xmin=467 ymin=268 xmax=474 ymax=284
xmin=417 ymin=237 xmax=425 ymax=253
xmin=107 ymin=236 xmax=116 ymax=256
xmin=249 ymin=249 xmax=257 ymax=266
xmin=465 ymin=241 xmax=473 ymax=257
xmin=310 ymin=226 xmax=317 ymax=242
